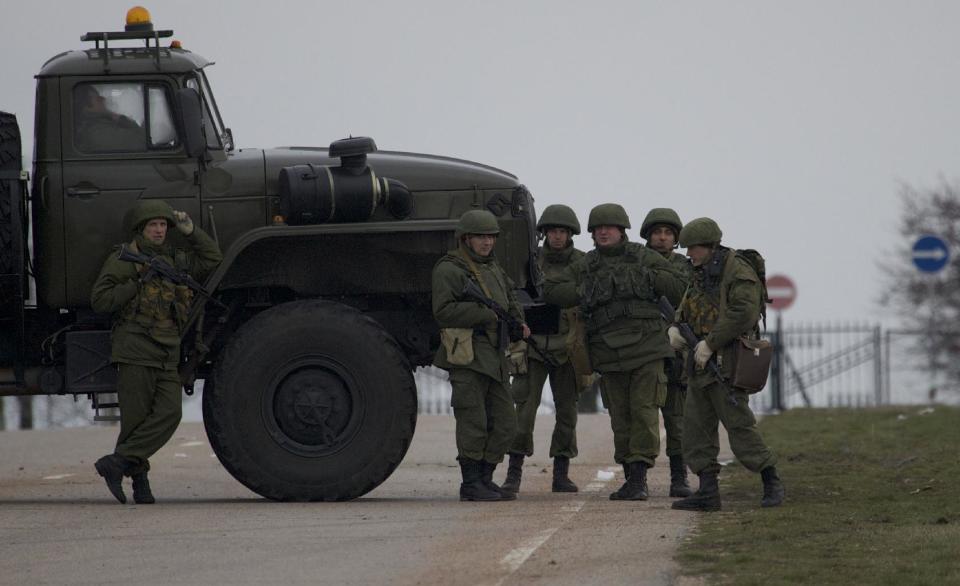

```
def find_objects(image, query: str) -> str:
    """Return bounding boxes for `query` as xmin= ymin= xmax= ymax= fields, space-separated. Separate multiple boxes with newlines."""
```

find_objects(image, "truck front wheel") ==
xmin=203 ymin=299 xmax=417 ymax=501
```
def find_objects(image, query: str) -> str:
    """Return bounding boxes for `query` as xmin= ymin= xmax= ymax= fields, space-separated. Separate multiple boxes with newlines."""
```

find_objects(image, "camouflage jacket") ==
xmin=431 ymin=244 xmax=524 ymax=382
xmin=91 ymin=229 xmax=222 ymax=370
xmin=543 ymin=238 xmax=686 ymax=373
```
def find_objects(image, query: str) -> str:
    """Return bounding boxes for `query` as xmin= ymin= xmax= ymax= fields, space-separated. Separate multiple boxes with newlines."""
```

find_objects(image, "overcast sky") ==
xmin=3 ymin=1 xmax=959 ymax=325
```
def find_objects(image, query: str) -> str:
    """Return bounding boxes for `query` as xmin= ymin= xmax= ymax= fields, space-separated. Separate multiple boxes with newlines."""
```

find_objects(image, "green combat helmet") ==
xmin=125 ymin=200 xmax=177 ymax=234
xmin=639 ymin=208 xmax=683 ymax=240
xmin=537 ymin=204 xmax=581 ymax=235
xmin=587 ymin=203 xmax=631 ymax=232
xmin=678 ymin=217 xmax=723 ymax=247
xmin=455 ymin=209 xmax=501 ymax=238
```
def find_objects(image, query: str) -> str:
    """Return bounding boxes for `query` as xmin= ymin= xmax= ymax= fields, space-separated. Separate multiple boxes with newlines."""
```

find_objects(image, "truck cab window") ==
xmin=185 ymin=76 xmax=222 ymax=149
xmin=73 ymin=82 xmax=179 ymax=153
xmin=147 ymin=86 xmax=179 ymax=148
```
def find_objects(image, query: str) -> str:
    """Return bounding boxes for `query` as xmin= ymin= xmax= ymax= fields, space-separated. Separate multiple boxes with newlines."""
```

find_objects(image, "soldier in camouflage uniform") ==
xmin=668 ymin=218 xmax=785 ymax=511
xmin=640 ymin=208 xmax=693 ymax=498
xmin=432 ymin=210 xmax=529 ymax=502
xmin=91 ymin=200 xmax=222 ymax=504
xmin=544 ymin=204 xmax=686 ymax=500
xmin=502 ymin=205 xmax=586 ymax=495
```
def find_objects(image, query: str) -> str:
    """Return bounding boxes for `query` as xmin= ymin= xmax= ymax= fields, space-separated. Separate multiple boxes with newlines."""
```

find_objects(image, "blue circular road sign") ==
xmin=912 ymin=235 xmax=950 ymax=273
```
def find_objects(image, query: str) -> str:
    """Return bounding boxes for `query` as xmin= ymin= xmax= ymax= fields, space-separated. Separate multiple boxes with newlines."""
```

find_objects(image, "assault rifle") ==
xmin=462 ymin=279 xmax=560 ymax=369
xmin=658 ymin=296 xmax=737 ymax=406
xmin=118 ymin=244 xmax=227 ymax=310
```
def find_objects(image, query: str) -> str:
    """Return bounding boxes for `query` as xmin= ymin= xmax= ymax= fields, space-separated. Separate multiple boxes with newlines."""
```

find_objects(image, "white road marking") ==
xmin=494 ymin=431 xmax=667 ymax=583
xmin=179 ymin=440 xmax=206 ymax=447
xmin=495 ymin=465 xmax=620 ymax=585
xmin=499 ymin=527 xmax=559 ymax=574
xmin=174 ymin=453 xmax=189 ymax=458
xmin=595 ymin=469 xmax=615 ymax=481
xmin=42 ymin=473 xmax=75 ymax=480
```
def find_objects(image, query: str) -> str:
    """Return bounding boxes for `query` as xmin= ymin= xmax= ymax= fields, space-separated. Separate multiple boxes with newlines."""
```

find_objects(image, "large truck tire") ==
xmin=203 ymin=299 xmax=418 ymax=501
xmin=0 ymin=111 xmax=21 ymax=277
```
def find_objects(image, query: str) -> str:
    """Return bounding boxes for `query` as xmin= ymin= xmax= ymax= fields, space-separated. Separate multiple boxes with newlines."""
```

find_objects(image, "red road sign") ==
xmin=766 ymin=274 xmax=796 ymax=311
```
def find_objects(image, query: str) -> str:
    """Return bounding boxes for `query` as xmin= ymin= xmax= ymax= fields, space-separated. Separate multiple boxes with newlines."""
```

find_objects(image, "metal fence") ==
xmin=4 ymin=324 xmax=957 ymax=429
xmin=419 ymin=325 xmax=960 ymax=417
xmin=749 ymin=322 xmax=960 ymax=413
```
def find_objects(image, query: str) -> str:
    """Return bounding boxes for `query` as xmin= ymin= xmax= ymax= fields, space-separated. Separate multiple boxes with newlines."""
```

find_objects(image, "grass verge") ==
xmin=677 ymin=405 xmax=960 ymax=585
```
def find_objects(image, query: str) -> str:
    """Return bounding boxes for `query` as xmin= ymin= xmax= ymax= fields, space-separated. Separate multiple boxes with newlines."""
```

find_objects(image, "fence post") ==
xmin=770 ymin=312 xmax=784 ymax=411
xmin=873 ymin=326 xmax=882 ymax=406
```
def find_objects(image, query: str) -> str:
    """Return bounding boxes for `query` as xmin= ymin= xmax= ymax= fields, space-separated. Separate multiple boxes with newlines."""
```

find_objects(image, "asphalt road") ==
xmin=0 ymin=414 xmax=728 ymax=585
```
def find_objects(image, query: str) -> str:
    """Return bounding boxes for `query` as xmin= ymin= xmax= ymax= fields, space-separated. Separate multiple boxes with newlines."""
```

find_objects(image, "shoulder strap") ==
xmin=458 ymin=248 xmax=495 ymax=298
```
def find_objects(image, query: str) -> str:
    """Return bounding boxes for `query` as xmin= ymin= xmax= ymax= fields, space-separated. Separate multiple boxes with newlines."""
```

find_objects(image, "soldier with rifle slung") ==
xmin=501 ymin=205 xmax=586 ymax=495
xmin=639 ymin=208 xmax=694 ymax=498
xmin=432 ymin=210 xmax=529 ymax=502
xmin=667 ymin=217 xmax=784 ymax=511
xmin=90 ymin=200 xmax=222 ymax=504
xmin=544 ymin=204 xmax=687 ymax=501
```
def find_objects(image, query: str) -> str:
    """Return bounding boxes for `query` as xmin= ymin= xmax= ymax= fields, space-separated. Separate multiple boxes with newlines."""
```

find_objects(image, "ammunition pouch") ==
xmin=441 ymin=328 xmax=475 ymax=366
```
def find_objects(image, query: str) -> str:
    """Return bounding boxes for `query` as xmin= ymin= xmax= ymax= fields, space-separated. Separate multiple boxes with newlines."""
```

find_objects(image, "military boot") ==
xmin=459 ymin=459 xmax=503 ymax=502
xmin=94 ymin=454 xmax=132 ymax=504
xmin=608 ymin=463 xmax=631 ymax=500
xmin=669 ymin=455 xmax=692 ymax=498
xmin=480 ymin=460 xmax=516 ymax=501
xmin=760 ymin=466 xmax=785 ymax=508
xmin=501 ymin=453 xmax=524 ymax=494
xmin=552 ymin=456 xmax=579 ymax=492
xmin=672 ymin=469 xmax=721 ymax=511
xmin=611 ymin=461 xmax=648 ymax=501
xmin=132 ymin=471 xmax=156 ymax=504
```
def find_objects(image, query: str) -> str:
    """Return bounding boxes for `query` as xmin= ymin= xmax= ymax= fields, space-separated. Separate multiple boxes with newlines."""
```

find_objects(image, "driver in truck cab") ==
xmin=73 ymin=84 xmax=145 ymax=153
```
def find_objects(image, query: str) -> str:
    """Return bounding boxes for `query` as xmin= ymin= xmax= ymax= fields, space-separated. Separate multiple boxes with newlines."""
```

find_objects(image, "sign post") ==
xmin=766 ymin=274 xmax=797 ymax=411
xmin=911 ymin=235 xmax=950 ymax=405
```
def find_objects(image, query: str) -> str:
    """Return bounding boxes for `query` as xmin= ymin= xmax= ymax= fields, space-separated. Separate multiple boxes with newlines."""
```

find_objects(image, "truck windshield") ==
xmin=186 ymin=69 xmax=232 ymax=151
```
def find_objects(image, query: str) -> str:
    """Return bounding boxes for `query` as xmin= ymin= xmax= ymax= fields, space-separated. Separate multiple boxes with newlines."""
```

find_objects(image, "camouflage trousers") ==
xmin=509 ymin=358 xmax=579 ymax=459
xmin=683 ymin=375 xmax=777 ymax=475
xmin=660 ymin=382 xmax=686 ymax=458
xmin=449 ymin=369 xmax=518 ymax=464
xmin=601 ymin=360 xmax=667 ymax=467
xmin=115 ymin=363 xmax=182 ymax=472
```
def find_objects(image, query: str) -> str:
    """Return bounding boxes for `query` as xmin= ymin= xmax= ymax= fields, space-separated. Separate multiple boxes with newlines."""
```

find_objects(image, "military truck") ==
xmin=0 ymin=8 xmax=542 ymax=501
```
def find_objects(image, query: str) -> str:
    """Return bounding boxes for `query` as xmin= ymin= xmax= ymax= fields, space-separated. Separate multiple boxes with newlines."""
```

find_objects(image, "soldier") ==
xmin=432 ymin=210 xmax=529 ymax=502
xmin=74 ymin=84 xmax=145 ymax=152
xmin=544 ymin=204 xmax=686 ymax=500
xmin=502 ymin=205 xmax=586 ymax=495
xmin=668 ymin=217 xmax=785 ymax=511
xmin=91 ymin=200 xmax=222 ymax=504
xmin=639 ymin=208 xmax=693 ymax=498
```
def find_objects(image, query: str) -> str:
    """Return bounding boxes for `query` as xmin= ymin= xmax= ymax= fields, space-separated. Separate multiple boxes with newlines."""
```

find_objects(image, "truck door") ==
xmin=60 ymin=77 xmax=201 ymax=308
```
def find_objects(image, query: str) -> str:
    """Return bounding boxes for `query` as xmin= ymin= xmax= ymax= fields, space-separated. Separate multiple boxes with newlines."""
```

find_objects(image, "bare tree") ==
xmin=880 ymin=180 xmax=960 ymax=395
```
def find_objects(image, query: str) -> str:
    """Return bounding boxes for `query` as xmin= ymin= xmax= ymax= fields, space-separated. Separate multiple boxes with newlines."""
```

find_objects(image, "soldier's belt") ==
xmin=585 ymin=300 xmax=660 ymax=331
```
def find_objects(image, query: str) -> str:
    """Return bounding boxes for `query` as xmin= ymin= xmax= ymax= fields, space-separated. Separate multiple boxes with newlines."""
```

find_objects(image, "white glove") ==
xmin=667 ymin=326 xmax=687 ymax=351
xmin=173 ymin=210 xmax=194 ymax=236
xmin=508 ymin=340 xmax=528 ymax=375
xmin=694 ymin=340 xmax=714 ymax=369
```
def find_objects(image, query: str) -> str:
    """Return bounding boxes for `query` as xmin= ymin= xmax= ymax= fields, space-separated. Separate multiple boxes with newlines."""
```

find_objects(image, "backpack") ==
xmin=734 ymin=249 xmax=770 ymax=329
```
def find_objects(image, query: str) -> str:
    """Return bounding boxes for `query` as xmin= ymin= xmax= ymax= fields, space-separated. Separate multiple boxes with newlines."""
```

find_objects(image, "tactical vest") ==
xmin=578 ymin=243 xmax=660 ymax=333
xmin=119 ymin=245 xmax=194 ymax=333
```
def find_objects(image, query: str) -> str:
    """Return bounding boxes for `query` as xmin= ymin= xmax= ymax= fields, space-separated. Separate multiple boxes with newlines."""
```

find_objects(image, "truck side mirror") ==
xmin=176 ymin=87 xmax=204 ymax=159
